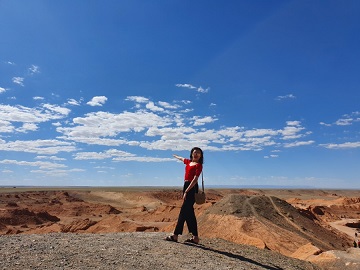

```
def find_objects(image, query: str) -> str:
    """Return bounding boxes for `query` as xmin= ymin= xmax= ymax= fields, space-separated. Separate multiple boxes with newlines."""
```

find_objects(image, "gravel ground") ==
xmin=0 ymin=232 xmax=320 ymax=270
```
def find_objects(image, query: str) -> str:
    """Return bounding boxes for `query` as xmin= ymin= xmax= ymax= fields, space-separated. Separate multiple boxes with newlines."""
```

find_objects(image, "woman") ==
xmin=166 ymin=147 xmax=203 ymax=244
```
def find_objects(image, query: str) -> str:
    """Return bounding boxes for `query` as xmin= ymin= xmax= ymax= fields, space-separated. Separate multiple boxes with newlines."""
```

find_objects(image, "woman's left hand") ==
xmin=183 ymin=192 xmax=187 ymax=201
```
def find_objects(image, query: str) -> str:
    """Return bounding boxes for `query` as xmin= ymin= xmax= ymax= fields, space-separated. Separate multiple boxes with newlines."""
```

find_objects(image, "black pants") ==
xmin=174 ymin=181 xmax=198 ymax=237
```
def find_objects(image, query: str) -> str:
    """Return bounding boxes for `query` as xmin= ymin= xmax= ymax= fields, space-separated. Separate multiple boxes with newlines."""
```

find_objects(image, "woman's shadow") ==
xmin=183 ymin=242 xmax=284 ymax=270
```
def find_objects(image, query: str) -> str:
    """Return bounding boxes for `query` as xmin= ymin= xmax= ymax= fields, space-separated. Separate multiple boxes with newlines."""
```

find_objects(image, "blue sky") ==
xmin=1 ymin=1 xmax=359 ymax=188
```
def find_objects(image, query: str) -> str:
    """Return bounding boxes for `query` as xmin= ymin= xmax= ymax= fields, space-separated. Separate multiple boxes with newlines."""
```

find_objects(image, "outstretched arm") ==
xmin=173 ymin=154 xmax=185 ymax=162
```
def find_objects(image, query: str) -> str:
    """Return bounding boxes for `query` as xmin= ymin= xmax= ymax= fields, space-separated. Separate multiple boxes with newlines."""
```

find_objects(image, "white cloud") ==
xmin=281 ymin=121 xmax=306 ymax=140
xmin=0 ymin=105 xmax=41 ymax=123
xmin=87 ymin=96 xmax=108 ymax=106
xmin=57 ymin=110 xmax=171 ymax=140
xmin=0 ymin=159 xmax=67 ymax=170
xmin=190 ymin=129 xmax=223 ymax=142
xmin=140 ymin=125 xmax=279 ymax=152
xmin=146 ymin=101 xmax=164 ymax=112
xmin=175 ymin=83 xmax=209 ymax=93
xmin=29 ymin=65 xmax=40 ymax=75
xmin=158 ymin=101 xmax=179 ymax=109
xmin=33 ymin=96 xmax=44 ymax=100
xmin=67 ymin=98 xmax=81 ymax=106
xmin=146 ymin=126 xmax=195 ymax=140
xmin=42 ymin=95 xmax=314 ymax=154
xmin=0 ymin=120 xmax=14 ymax=133
xmin=181 ymin=108 xmax=193 ymax=113
xmin=335 ymin=112 xmax=360 ymax=126
xmin=126 ymin=96 xmax=149 ymax=103
xmin=335 ymin=118 xmax=353 ymax=126
xmin=74 ymin=148 xmax=172 ymax=162
xmin=320 ymin=141 xmax=360 ymax=149
xmin=181 ymin=100 xmax=192 ymax=105
xmin=0 ymin=87 xmax=7 ymax=93
xmin=176 ymin=83 xmax=196 ymax=89
xmin=319 ymin=122 xmax=331 ymax=127
xmin=192 ymin=116 xmax=217 ymax=126
xmin=43 ymin=104 xmax=71 ymax=116
xmin=17 ymin=123 xmax=38 ymax=133
xmin=74 ymin=149 xmax=135 ymax=160
xmin=237 ymin=136 xmax=276 ymax=149
xmin=0 ymin=93 xmax=319 ymax=163
xmin=283 ymin=140 xmax=315 ymax=148
xmin=36 ymin=155 xmax=66 ymax=161
xmin=0 ymin=139 xmax=77 ymax=155
xmin=217 ymin=126 xmax=243 ymax=138
xmin=74 ymin=151 xmax=116 ymax=160
xmin=113 ymin=156 xmax=173 ymax=162
xmin=275 ymin=94 xmax=296 ymax=101
xmin=321 ymin=111 xmax=360 ymax=127
xmin=197 ymin=86 xmax=209 ymax=93
xmin=139 ymin=138 xmax=201 ymax=151
xmin=244 ymin=129 xmax=279 ymax=137
xmin=0 ymin=104 xmax=70 ymax=128
xmin=12 ymin=77 xmax=24 ymax=86
xmin=95 ymin=166 xmax=115 ymax=170
xmin=58 ymin=136 xmax=137 ymax=147
xmin=264 ymin=154 xmax=279 ymax=158
xmin=30 ymin=168 xmax=84 ymax=177
xmin=286 ymin=120 xmax=301 ymax=126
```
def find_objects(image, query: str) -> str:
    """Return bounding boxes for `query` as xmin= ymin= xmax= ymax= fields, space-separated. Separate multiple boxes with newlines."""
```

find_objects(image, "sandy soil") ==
xmin=1 ymin=187 xmax=360 ymax=269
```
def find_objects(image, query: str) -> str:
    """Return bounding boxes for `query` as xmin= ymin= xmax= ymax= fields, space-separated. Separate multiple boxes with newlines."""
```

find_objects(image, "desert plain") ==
xmin=1 ymin=186 xmax=360 ymax=269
